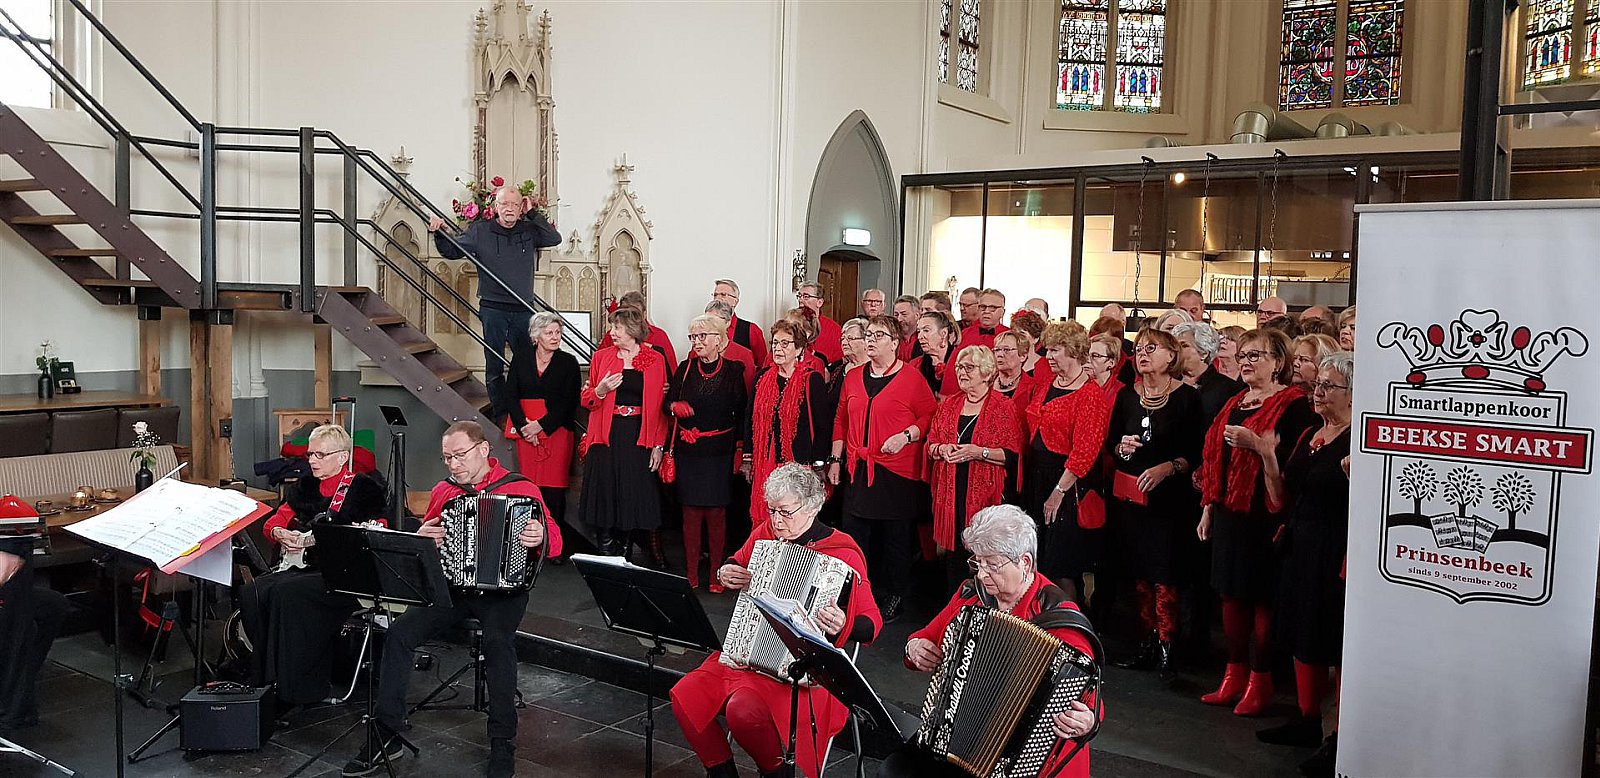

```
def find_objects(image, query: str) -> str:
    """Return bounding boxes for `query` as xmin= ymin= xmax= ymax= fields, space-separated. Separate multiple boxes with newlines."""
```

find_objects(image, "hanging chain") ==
xmin=1200 ymin=152 xmax=1214 ymax=299
xmin=1266 ymin=149 xmax=1285 ymax=303
xmin=1133 ymin=157 xmax=1152 ymax=308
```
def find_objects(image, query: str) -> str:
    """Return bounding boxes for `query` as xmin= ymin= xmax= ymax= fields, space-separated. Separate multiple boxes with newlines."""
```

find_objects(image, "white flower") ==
xmin=133 ymin=421 xmax=149 ymax=435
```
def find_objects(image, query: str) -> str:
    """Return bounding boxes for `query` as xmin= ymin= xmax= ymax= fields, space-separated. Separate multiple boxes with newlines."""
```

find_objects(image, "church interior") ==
xmin=1 ymin=0 xmax=1598 ymax=777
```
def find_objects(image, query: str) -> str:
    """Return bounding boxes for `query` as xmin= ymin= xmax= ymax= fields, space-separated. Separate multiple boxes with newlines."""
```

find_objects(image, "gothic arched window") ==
xmin=1522 ymin=0 xmax=1600 ymax=89
xmin=1056 ymin=0 xmax=1167 ymax=113
xmin=1278 ymin=0 xmax=1404 ymax=111
xmin=939 ymin=0 xmax=983 ymax=93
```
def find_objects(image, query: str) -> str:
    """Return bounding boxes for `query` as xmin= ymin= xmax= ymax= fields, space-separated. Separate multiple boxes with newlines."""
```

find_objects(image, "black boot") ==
xmin=705 ymin=762 xmax=739 ymax=778
xmin=1115 ymin=631 xmax=1159 ymax=670
xmin=1258 ymin=716 xmax=1324 ymax=747
xmin=1155 ymin=639 xmax=1175 ymax=681
xmin=487 ymin=738 xmax=516 ymax=778
xmin=881 ymin=595 xmax=904 ymax=623
xmin=648 ymin=530 xmax=669 ymax=571
xmin=1298 ymin=732 xmax=1337 ymax=776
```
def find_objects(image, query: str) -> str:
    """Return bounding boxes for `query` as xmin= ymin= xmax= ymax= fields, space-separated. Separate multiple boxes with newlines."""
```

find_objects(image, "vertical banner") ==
xmin=1341 ymin=201 xmax=1600 ymax=778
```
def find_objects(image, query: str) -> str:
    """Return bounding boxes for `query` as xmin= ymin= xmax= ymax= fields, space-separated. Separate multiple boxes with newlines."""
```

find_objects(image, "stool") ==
xmin=410 ymin=618 xmax=491 ymax=714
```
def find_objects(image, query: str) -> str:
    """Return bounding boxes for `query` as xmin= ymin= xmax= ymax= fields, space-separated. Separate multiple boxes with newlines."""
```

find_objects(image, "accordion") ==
xmin=720 ymin=540 xmax=853 ymax=683
xmin=437 ymin=492 xmax=543 ymax=592
xmin=914 ymin=605 xmax=1098 ymax=777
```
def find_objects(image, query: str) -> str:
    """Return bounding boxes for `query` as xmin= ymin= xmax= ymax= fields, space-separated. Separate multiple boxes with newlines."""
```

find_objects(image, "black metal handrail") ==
xmin=0 ymin=0 xmax=597 ymax=360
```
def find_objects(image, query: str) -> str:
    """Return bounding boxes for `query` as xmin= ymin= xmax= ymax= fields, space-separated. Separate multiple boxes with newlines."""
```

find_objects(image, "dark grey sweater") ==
xmin=434 ymin=212 xmax=562 ymax=307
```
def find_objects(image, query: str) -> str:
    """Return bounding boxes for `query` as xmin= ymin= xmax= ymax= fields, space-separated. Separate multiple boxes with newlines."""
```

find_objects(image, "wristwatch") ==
xmin=903 ymin=430 xmax=914 ymax=443
xmin=980 ymin=448 xmax=991 ymax=461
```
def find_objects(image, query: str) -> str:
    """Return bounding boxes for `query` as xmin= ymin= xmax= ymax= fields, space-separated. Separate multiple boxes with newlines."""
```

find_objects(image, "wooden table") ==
xmin=0 ymin=390 xmax=171 ymax=414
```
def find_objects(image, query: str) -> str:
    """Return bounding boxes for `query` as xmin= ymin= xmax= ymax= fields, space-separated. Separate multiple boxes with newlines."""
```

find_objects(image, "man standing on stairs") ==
xmin=428 ymin=186 xmax=561 ymax=423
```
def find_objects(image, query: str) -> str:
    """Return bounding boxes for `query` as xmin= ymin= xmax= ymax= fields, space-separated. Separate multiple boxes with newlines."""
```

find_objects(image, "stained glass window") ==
xmin=1114 ymin=0 xmax=1166 ymax=112
xmin=1343 ymin=0 xmax=1402 ymax=106
xmin=1523 ymin=0 xmax=1574 ymax=88
xmin=1056 ymin=0 xmax=1166 ymax=113
xmin=956 ymin=0 xmax=982 ymax=93
xmin=1279 ymin=0 xmax=1338 ymax=110
xmin=938 ymin=0 xmax=952 ymax=87
xmin=1586 ymin=0 xmax=1599 ymax=76
xmin=1058 ymin=0 xmax=1109 ymax=110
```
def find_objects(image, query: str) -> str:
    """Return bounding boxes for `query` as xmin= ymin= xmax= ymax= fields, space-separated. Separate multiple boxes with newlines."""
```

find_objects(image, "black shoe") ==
xmin=1154 ymin=640 xmax=1175 ymax=682
xmin=1258 ymin=716 xmax=1324 ymax=747
xmin=341 ymin=731 xmax=405 ymax=777
xmin=881 ymin=595 xmax=904 ymax=623
xmin=1298 ymin=733 xmax=1337 ymax=777
xmin=487 ymin=738 xmax=515 ymax=778
xmin=1114 ymin=632 xmax=1158 ymax=670
xmin=705 ymin=762 xmax=740 ymax=778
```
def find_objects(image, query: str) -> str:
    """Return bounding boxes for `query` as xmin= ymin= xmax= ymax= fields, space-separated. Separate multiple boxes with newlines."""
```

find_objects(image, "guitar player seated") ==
xmin=237 ymin=423 xmax=388 ymax=710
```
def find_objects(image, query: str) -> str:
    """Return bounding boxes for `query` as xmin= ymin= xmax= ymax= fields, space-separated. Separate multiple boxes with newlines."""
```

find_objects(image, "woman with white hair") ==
xmin=886 ymin=505 xmax=1102 ymax=778
xmin=505 ymin=311 xmax=581 ymax=554
xmin=670 ymin=464 xmax=880 ymax=778
xmin=667 ymin=314 xmax=749 ymax=590
xmin=1152 ymin=308 xmax=1193 ymax=333
xmin=1173 ymin=322 xmax=1243 ymax=426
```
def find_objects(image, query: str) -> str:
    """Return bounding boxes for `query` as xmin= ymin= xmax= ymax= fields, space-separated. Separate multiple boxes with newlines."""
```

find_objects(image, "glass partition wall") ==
xmin=902 ymin=147 xmax=1600 ymax=324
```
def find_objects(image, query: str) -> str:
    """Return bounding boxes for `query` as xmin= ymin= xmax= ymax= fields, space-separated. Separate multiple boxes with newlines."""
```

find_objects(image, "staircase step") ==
xmin=48 ymin=247 xmax=118 ymax=257
xmin=0 ymin=178 xmax=46 ymax=192
xmin=368 ymin=314 xmax=407 ymax=326
xmin=80 ymin=278 xmax=157 ymax=288
xmin=10 ymin=214 xmax=85 ymax=226
xmin=433 ymin=367 xmax=471 ymax=385
xmin=399 ymin=341 xmax=438 ymax=355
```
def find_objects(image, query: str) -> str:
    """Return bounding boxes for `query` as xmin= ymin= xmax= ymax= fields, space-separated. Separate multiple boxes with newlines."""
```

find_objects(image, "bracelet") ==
xmin=903 ymin=430 xmax=914 ymax=442
xmin=826 ymin=455 xmax=842 ymax=464
xmin=1052 ymin=484 xmax=1069 ymax=494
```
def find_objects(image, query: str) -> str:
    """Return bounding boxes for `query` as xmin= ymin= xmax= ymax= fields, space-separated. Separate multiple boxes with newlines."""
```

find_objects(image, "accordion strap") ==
xmin=451 ymin=471 xmax=531 ymax=496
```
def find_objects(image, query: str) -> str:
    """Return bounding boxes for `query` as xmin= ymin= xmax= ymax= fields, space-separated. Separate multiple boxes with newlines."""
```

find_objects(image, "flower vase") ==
xmin=135 ymin=462 xmax=154 ymax=493
xmin=38 ymin=369 xmax=53 ymax=400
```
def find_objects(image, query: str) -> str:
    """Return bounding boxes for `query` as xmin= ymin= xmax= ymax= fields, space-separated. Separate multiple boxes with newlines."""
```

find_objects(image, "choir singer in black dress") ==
xmin=668 ymin=314 xmax=749 ymax=590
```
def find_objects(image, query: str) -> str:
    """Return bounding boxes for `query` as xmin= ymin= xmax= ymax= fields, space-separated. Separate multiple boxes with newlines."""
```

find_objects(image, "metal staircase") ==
xmin=0 ymin=0 xmax=593 ymax=450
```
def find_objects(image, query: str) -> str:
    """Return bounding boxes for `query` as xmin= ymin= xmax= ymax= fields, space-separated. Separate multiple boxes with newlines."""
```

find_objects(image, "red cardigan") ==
xmin=421 ymin=459 xmax=562 ymax=558
xmin=580 ymin=345 xmax=669 ymax=455
xmin=834 ymin=361 xmax=938 ymax=485
xmin=813 ymin=314 xmax=844 ymax=364
xmin=1026 ymin=380 xmax=1112 ymax=480
xmin=599 ymin=323 xmax=678 ymax=372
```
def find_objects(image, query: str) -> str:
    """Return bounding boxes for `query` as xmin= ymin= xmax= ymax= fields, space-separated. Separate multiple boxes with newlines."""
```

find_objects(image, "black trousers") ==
xmin=0 ymin=565 xmax=69 ymax=726
xmin=238 ymin=568 xmax=359 ymax=705
xmin=374 ymin=588 xmax=529 ymax=742
xmin=876 ymin=746 xmax=969 ymax=778
xmin=843 ymin=516 xmax=915 ymax=598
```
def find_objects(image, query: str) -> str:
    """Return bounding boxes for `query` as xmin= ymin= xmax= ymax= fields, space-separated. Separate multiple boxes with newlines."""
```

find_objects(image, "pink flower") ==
xmin=483 ymin=208 xmax=496 ymax=220
xmin=490 ymin=176 xmax=504 ymax=187
xmin=462 ymin=202 xmax=479 ymax=220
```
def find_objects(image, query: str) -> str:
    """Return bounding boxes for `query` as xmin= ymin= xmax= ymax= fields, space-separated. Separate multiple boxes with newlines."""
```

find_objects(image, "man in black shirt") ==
xmin=0 ymin=508 xmax=68 ymax=732
xmin=429 ymin=187 xmax=561 ymax=421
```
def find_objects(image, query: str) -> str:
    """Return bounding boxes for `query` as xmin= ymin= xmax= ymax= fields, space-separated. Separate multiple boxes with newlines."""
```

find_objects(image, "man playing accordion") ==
xmin=884 ymin=505 xmax=1101 ymax=778
xmin=343 ymin=421 xmax=561 ymax=778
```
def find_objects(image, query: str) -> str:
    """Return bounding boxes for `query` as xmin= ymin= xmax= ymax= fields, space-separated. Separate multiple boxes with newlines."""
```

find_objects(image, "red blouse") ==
xmin=834 ymin=362 xmax=938 ymax=485
xmin=1027 ymin=380 xmax=1112 ymax=480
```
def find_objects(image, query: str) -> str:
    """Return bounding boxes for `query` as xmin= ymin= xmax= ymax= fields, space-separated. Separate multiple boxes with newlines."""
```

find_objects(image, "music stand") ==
xmin=572 ymin=554 xmax=721 ymax=778
xmin=752 ymin=596 xmax=914 ymax=778
xmin=284 ymin=525 xmax=451 ymax=778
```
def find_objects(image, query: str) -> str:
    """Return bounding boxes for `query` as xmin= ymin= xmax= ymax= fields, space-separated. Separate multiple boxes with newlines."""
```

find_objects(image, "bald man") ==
xmin=1256 ymin=296 xmax=1288 ymax=326
xmin=1300 ymin=305 xmax=1331 ymax=323
xmin=1024 ymin=297 xmax=1050 ymax=318
xmin=1174 ymin=289 xmax=1204 ymax=323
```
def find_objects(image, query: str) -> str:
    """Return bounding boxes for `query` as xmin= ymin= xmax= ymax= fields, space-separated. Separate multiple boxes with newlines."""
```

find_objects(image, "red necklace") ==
xmin=695 ymin=357 xmax=723 ymax=379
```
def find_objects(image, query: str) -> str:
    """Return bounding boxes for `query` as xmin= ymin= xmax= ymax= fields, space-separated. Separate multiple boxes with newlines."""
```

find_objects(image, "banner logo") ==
xmin=1364 ymin=309 xmax=1592 ymax=604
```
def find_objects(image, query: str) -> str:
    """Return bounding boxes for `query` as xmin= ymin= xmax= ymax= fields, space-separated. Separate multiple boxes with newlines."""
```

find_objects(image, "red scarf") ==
xmin=928 ymin=392 xmax=1023 ymax=550
xmin=1200 ymin=386 xmax=1305 ymax=513
xmin=750 ymin=362 xmax=817 ymax=520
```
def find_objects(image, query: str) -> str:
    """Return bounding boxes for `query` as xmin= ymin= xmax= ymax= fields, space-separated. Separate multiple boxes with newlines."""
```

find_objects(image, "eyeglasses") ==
xmin=1134 ymin=344 xmax=1164 ymax=355
xmin=767 ymin=504 xmax=804 ymax=520
xmin=714 ymin=290 xmax=739 ymax=301
xmin=1088 ymin=351 xmax=1114 ymax=361
xmin=687 ymin=332 xmax=719 ymax=342
xmin=953 ymin=363 xmax=979 ymax=374
xmin=307 ymin=449 xmax=346 ymax=462
xmin=977 ymin=304 xmax=1005 ymax=312
xmin=1239 ymin=350 xmax=1270 ymax=363
xmin=865 ymin=330 xmax=896 ymax=341
xmin=966 ymin=556 xmax=1018 ymax=575
xmin=1311 ymin=381 xmax=1350 ymax=394
xmin=441 ymin=442 xmax=485 ymax=463
xmin=797 ymin=293 xmax=822 ymax=301
xmin=993 ymin=346 xmax=1021 ymax=356
xmin=1256 ymin=309 xmax=1285 ymax=317
xmin=843 ymin=334 xmax=866 ymax=342
xmin=771 ymin=338 xmax=796 ymax=349
xmin=863 ymin=298 xmax=884 ymax=305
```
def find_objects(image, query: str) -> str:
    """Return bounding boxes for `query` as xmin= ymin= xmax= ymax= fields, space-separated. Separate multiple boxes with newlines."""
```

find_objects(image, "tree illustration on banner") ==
xmin=1397 ymin=461 xmax=1438 ymax=516
xmin=1442 ymin=466 xmax=1482 ymax=519
xmin=1490 ymin=471 xmax=1547 ymax=547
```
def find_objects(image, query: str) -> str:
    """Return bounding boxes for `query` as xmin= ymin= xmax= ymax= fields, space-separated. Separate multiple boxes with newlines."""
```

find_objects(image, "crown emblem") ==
xmin=1375 ymin=308 xmax=1587 ymax=394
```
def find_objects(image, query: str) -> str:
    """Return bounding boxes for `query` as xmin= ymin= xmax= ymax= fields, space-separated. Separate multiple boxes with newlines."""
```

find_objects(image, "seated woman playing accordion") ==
xmin=884 ymin=505 xmax=1102 ymax=778
xmin=671 ymin=463 xmax=881 ymax=778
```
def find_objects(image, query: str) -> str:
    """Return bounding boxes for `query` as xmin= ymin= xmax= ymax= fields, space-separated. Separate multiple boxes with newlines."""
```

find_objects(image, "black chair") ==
xmin=48 ymin=408 xmax=118 ymax=453
xmin=116 ymin=406 xmax=181 ymax=448
xmin=0 ymin=413 xmax=50 ymax=458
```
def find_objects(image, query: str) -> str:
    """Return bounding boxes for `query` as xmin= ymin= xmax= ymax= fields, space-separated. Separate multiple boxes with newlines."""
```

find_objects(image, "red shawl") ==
xmin=940 ymin=323 xmax=1010 ymax=395
xmin=927 ymin=392 xmax=1024 ymax=550
xmin=579 ymin=345 xmax=668 ymax=456
xmin=669 ymin=523 xmax=880 ymax=778
xmin=1026 ymin=381 xmax=1112 ymax=479
xmin=1200 ymin=386 xmax=1306 ymax=513
xmin=750 ymin=363 xmax=818 ymax=521
xmin=835 ymin=362 xmax=939 ymax=485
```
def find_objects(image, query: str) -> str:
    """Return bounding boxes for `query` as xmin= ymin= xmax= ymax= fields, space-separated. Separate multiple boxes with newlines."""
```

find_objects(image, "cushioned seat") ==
xmin=49 ymin=408 xmax=118 ymax=453
xmin=0 ymin=413 xmax=50 ymax=458
xmin=116 ymin=406 xmax=182 ymax=448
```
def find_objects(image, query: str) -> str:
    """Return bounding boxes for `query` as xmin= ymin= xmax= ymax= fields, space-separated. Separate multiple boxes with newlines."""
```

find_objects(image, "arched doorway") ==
xmin=806 ymin=111 xmax=899 ymax=311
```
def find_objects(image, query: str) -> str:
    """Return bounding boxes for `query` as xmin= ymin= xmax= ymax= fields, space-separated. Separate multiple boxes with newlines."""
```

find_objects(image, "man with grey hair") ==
xmin=1025 ymin=297 xmax=1050 ymax=318
xmin=796 ymin=281 xmax=843 ymax=364
xmin=428 ymin=186 xmax=561 ymax=421
xmin=893 ymin=294 xmax=922 ymax=361
xmin=1174 ymin=289 xmax=1205 ymax=323
xmin=705 ymin=299 xmax=756 ymax=393
xmin=714 ymin=279 xmax=768 ymax=368
xmin=860 ymin=288 xmax=886 ymax=318
xmin=1172 ymin=321 xmax=1241 ymax=425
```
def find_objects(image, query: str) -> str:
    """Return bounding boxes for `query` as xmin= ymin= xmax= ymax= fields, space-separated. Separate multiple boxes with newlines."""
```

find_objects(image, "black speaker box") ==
xmin=179 ymin=685 xmax=274 ymax=751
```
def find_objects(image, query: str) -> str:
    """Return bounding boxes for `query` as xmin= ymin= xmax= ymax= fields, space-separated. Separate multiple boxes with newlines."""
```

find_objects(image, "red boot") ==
xmin=1233 ymin=671 xmax=1275 ymax=717
xmin=1201 ymin=663 xmax=1249 ymax=706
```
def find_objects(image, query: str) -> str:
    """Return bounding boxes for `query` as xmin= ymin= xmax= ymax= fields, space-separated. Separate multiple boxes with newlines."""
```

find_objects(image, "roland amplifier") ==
xmin=179 ymin=684 xmax=273 ymax=751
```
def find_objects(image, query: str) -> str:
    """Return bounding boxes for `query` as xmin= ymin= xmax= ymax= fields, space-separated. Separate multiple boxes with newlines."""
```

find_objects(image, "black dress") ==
xmin=744 ymin=368 xmax=832 ymax=465
xmin=1025 ymin=386 xmax=1094 ymax=584
xmin=579 ymin=370 xmax=661 ymax=531
xmin=1107 ymin=383 xmax=1205 ymax=585
xmin=668 ymin=357 xmax=747 ymax=507
xmin=1277 ymin=427 xmax=1351 ymax=666
xmin=1209 ymin=397 xmax=1318 ymax=603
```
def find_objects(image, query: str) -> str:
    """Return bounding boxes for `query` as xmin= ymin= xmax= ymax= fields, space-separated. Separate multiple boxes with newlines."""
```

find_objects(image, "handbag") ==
xmin=1112 ymin=470 xmax=1149 ymax=506
xmin=1077 ymin=488 xmax=1106 ymax=530
xmin=660 ymin=419 xmax=678 ymax=483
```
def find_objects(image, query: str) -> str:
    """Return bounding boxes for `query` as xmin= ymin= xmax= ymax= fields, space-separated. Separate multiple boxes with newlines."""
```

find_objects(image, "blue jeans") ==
xmin=480 ymin=304 xmax=531 ymax=421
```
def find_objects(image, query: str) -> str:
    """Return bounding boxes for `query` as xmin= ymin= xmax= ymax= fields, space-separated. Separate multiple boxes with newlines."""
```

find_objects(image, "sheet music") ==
xmin=64 ymin=478 xmax=264 ymax=569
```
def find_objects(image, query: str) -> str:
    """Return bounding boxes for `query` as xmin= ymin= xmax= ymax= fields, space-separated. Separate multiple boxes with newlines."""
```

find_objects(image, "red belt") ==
xmin=614 ymin=405 xmax=643 ymax=417
xmin=678 ymin=426 xmax=732 ymax=444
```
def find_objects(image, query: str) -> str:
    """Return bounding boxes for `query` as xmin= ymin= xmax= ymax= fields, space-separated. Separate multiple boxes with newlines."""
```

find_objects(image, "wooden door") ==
xmin=817 ymin=252 xmax=858 ymax=323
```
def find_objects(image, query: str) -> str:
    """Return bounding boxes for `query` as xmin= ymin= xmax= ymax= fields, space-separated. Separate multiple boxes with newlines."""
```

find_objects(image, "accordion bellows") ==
xmin=915 ymin=606 xmax=1098 ymax=777
xmin=720 ymin=540 xmax=853 ymax=683
xmin=437 ymin=492 xmax=543 ymax=591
